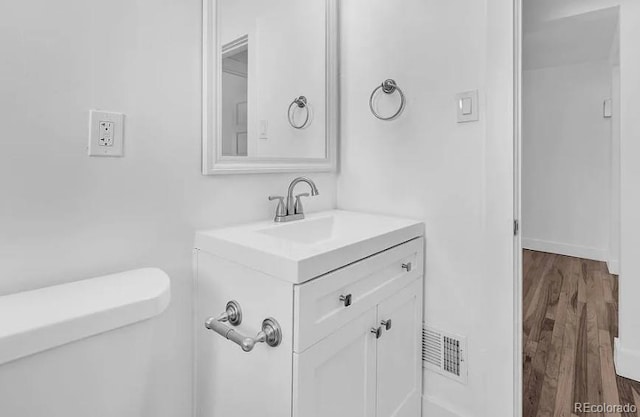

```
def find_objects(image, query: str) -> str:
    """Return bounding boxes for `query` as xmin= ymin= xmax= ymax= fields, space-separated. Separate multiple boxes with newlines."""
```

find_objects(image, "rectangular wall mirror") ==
xmin=202 ymin=0 xmax=338 ymax=175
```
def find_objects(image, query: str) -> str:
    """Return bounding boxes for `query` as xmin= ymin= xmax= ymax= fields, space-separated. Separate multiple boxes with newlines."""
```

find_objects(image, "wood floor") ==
xmin=523 ymin=250 xmax=640 ymax=417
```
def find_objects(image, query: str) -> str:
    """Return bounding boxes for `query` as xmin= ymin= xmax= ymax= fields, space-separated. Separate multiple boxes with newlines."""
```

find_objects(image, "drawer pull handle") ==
xmin=371 ymin=327 xmax=382 ymax=339
xmin=339 ymin=294 xmax=352 ymax=307
xmin=381 ymin=319 xmax=392 ymax=331
xmin=402 ymin=262 xmax=412 ymax=272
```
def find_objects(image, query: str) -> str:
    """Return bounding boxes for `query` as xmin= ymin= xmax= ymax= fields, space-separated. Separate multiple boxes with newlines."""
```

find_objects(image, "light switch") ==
xmin=259 ymin=120 xmax=268 ymax=139
xmin=603 ymin=99 xmax=612 ymax=118
xmin=456 ymin=90 xmax=479 ymax=123
xmin=88 ymin=110 xmax=125 ymax=157
xmin=461 ymin=97 xmax=473 ymax=115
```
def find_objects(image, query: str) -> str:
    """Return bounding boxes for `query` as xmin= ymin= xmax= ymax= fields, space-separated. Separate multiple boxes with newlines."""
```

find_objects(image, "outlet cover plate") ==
xmin=88 ymin=110 xmax=125 ymax=157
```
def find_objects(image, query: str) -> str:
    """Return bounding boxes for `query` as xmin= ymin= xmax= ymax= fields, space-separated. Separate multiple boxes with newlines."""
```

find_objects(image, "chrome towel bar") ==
xmin=369 ymin=79 xmax=406 ymax=120
xmin=204 ymin=300 xmax=282 ymax=352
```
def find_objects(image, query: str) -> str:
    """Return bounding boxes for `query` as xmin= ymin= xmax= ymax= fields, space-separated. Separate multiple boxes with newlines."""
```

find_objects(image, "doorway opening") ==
xmin=519 ymin=3 xmax=639 ymax=416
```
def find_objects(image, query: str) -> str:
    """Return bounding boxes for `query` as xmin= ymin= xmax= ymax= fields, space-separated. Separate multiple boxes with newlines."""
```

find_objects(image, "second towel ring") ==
xmin=288 ymin=96 xmax=310 ymax=129
xmin=369 ymin=79 xmax=406 ymax=121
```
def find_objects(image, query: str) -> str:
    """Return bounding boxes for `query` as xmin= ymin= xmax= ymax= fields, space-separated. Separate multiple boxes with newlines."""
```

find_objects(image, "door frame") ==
xmin=513 ymin=0 xmax=523 ymax=416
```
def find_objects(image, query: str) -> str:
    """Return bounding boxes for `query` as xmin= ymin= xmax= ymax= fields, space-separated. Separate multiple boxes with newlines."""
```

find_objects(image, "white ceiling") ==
xmin=523 ymin=0 xmax=619 ymax=31
xmin=523 ymin=2 xmax=619 ymax=70
xmin=227 ymin=50 xmax=248 ymax=65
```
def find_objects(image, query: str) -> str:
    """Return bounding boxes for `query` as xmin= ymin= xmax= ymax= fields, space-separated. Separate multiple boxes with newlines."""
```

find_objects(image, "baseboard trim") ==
xmin=522 ymin=238 xmax=607 ymax=262
xmin=422 ymin=395 xmax=465 ymax=417
xmin=614 ymin=338 xmax=640 ymax=383
xmin=607 ymin=259 xmax=620 ymax=275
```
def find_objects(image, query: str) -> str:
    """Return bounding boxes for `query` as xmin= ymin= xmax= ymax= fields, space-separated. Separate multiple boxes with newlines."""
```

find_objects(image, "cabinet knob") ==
xmin=401 ymin=262 xmax=412 ymax=272
xmin=370 ymin=327 xmax=382 ymax=339
xmin=381 ymin=319 xmax=392 ymax=331
xmin=339 ymin=294 xmax=352 ymax=307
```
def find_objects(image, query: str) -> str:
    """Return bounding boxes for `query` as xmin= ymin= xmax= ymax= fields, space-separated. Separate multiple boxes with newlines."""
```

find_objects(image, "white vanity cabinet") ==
xmin=194 ymin=210 xmax=424 ymax=417
xmin=294 ymin=279 xmax=423 ymax=417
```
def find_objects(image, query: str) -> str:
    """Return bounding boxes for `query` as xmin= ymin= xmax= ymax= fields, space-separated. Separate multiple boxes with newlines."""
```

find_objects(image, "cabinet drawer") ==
xmin=293 ymin=238 xmax=423 ymax=353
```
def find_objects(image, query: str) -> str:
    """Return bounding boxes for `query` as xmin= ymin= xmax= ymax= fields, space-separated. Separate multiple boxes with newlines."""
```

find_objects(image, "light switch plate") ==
xmin=88 ymin=110 xmax=125 ymax=157
xmin=603 ymin=99 xmax=613 ymax=118
xmin=259 ymin=120 xmax=269 ymax=139
xmin=456 ymin=90 xmax=479 ymax=123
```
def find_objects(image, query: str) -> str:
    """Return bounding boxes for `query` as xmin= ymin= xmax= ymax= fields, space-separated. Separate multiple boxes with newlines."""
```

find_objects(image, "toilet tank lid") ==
xmin=0 ymin=268 xmax=171 ymax=366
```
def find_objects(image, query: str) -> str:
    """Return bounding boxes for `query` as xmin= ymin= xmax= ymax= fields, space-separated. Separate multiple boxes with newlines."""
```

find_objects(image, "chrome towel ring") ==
xmin=369 ymin=79 xmax=406 ymax=121
xmin=288 ymin=96 xmax=310 ymax=129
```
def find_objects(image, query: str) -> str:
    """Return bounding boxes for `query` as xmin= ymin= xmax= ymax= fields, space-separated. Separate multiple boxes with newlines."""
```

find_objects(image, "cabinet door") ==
xmin=376 ymin=279 xmax=423 ymax=417
xmin=293 ymin=308 xmax=378 ymax=417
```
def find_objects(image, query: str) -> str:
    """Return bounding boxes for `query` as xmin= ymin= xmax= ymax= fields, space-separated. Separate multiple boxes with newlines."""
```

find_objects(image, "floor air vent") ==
xmin=422 ymin=324 xmax=467 ymax=384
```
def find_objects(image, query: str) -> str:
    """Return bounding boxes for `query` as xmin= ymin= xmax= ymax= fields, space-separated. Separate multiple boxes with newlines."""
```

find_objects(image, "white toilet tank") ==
xmin=0 ymin=269 xmax=172 ymax=417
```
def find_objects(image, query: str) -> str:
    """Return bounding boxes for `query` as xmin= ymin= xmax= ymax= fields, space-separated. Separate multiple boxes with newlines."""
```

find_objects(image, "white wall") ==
xmin=0 ymin=1 xmax=336 ymax=416
xmin=221 ymin=70 xmax=248 ymax=156
xmin=617 ymin=0 xmax=640 ymax=381
xmin=522 ymin=60 xmax=613 ymax=261
xmin=609 ymin=65 xmax=620 ymax=273
xmin=337 ymin=1 xmax=515 ymax=416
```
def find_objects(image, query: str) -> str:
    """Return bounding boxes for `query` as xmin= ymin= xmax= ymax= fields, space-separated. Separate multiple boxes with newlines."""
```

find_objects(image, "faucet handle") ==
xmin=294 ymin=193 xmax=310 ymax=215
xmin=268 ymin=196 xmax=286 ymax=218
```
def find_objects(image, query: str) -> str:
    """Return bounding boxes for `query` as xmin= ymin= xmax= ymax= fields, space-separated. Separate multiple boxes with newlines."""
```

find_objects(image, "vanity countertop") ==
xmin=195 ymin=210 xmax=424 ymax=284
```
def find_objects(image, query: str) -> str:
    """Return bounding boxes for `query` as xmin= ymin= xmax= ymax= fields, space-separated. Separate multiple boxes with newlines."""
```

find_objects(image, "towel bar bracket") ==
xmin=216 ymin=300 xmax=242 ymax=326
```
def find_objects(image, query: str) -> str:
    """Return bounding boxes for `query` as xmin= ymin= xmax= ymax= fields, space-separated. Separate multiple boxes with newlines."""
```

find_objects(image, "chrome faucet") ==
xmin=268 ymin=177 xmax=319 ymax=222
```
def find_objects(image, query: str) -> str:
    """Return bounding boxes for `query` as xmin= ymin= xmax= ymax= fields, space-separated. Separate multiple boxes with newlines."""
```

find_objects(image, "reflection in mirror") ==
xmin=221 ymin=39 xmax=248 ymax=156
xmin=218 ymin=0 xmax=327 ymax=159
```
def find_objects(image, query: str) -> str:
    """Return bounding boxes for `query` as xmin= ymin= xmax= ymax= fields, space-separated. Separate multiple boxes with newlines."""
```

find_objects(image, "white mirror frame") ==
xmin=202 ymin=0 xmax=339 ymax=175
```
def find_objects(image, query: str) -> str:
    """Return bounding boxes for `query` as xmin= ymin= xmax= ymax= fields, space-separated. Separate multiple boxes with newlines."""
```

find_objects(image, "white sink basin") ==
xmin=257 ymin=215 xmax=335 ymax=244
xmin=195 ymin=210 xmax=424 ymax=284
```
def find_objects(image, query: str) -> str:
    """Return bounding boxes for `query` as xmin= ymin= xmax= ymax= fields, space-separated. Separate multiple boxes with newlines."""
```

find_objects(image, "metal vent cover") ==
xmin=443 ymin=336 xmax=461 ymax=376
xmin=422 ymin=327 xmax=442 ymax=367
xmin=422 ymin=324 xmax=467 ymax=384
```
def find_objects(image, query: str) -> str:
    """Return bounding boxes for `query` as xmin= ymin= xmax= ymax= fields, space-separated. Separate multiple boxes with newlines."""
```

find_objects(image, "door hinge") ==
xmin=513 ymin=219 xmax=519 ymax=236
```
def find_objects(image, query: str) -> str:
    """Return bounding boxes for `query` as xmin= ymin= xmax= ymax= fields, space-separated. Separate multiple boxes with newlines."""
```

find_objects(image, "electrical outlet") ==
xmin=88 ymin=110 xmax=124 ymax=157
xmin=99 ymin=121 xmax=114 ymax=147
